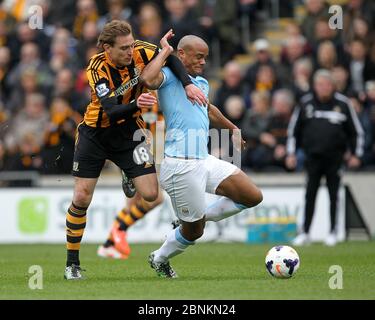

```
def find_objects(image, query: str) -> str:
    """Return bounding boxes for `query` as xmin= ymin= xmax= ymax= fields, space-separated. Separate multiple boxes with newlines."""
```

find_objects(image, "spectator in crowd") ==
xmin=343 ymin=0 xmax=374 ymax=35
xmin=343 ymin=17 xmax=374 ymax=48
xmin=213 ymin=95 xmax=246 ymax=160
xmin=75 ymin=21 xmax=99 ymax=68
xmin=347 ymin=39 xmax=375 ymax=96
xmin=135 ymin=1 xmax=163 ymax=44
xmin=7 ymin=67 xmax=43 ymax=114
xmin=49 ymin=31 xmax=78 ymax=73
xmin=52 ymin=69 xmax=88 ymax=116
xmin=73 ymin=0 xmax=99 ymax=39
xmin=213 ymin=60 xmax=245 ymax=112
xmin=3 ymin=132 xmax=43 ymax=173
xmin=7 ymin=21 xmax=51 ymax=63
xmin=222 ymin=95 xmax=246 ymax=129
xmin=162 ymin=0 xmax=198 ymax=49
xmin=280 ymin=36 xmax=309 ymax=80
xmin=252 ymin=64 xmax=280 ymax=95
xmin=0 ymin=2 xmax=16 ymax=35
xmin=0 ymin=139 xmax=5 ymax=172
xmin=251 ymin=89 xmax=294 ymax=171
xmin=244 ymin=39 xmax=280 ymax=91
xmin=292 ymin=58 xmax=313 ymax=100
xmin=241 ymin=91 xmax=272 ymax=168
xmin=4 ymin=93 xmax=49 ymax=154
xmin=0 ymin=100 xmax=9 ymax=139
xmin=191 ymin=0 xmax=242 ymax=63
xmin=301 ymin=0 xmax=330 ymax=45
xmin=44 ymin=0 xmax=76 ymax=30
xmin=6 ymin=42 xmax=53 ymax=95
xmin=238 ymin=0 xmax=259 ymax=40
xmin=98 ymin=0 xmax=133 ymax=31
xmin=312 ymin=18 xmax=345 ymax=64
xmin=74 ymin=44 xmax=98 ymax=99
xmin=315 ymin=40 xmax=338 ymax=71
xmin=332 ymin=65 xmax=352 ymax=96
xmin=0 ymin=46 xmax=11 ymax=101
xmin=285 ymin=22 xmax=303 ymax=38
xmin=42 ymin=96 xmax=82 ymax=174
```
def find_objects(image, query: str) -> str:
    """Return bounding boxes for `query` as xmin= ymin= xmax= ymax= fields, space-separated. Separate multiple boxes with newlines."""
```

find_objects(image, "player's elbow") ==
xmin=139 ymin=74 xmax=160 ymax=90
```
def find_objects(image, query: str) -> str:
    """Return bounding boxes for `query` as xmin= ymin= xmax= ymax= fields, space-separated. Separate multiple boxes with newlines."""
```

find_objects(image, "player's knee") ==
xmin=243 ymin=187 xmax=263 ymax=208
xmin=193 ymin=228 xmax=204 ymax=240
xmin=73 ymin=189 xmax=92 ymax=207
xmin=141 ymin=188 xmax=159 ymax=202
xmin=253 ymin=188 xmax=263 ymax=206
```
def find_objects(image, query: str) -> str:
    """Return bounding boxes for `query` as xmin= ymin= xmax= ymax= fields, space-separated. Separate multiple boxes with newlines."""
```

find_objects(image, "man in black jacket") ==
xmin=286 ymin=69 xmax=364 ymax=246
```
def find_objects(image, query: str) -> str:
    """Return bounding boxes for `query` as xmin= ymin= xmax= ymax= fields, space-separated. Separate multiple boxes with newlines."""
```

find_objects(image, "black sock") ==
xmin=67 ymin=250 xmax=80 ymax=267
xmin=116 ymin=217 xmax=129 ymax=232
xmin=104 ymin=239 xmax=114 ymax=248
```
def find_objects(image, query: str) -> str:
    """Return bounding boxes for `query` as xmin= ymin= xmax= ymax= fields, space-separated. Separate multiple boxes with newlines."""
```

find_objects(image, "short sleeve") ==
xmin=86 ymin=66 xmax=112 ymax=100
xmin=159 ymin=67 xmax=176 ymax=89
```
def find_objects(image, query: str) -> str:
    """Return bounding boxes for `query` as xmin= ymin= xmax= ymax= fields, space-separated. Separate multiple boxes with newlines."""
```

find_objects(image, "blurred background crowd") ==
xmin=0 ymin=0 xmax=375 ymax=180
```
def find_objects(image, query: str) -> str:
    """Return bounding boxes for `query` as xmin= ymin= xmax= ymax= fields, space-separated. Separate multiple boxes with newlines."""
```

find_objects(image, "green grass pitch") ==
xmin=0 ymin=242 xmax=374 ymax=300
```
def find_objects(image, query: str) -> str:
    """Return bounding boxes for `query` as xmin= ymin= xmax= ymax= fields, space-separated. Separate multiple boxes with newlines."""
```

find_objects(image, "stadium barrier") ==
xmin=0 ymin=184 xmax=347 ymax=244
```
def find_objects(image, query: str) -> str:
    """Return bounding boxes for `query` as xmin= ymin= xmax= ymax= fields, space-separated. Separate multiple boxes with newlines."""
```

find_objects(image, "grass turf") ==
xmin=0 ymin=242 xmax=374 ymax=300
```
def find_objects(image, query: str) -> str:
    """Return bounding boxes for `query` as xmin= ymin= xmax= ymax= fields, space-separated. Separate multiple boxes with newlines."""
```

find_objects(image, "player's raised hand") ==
xmin=232 ymin=129 xmax=247 ymax=152
xmin=160 ymin=29 xmax=174 ymax=54
xmin=136 ymin=93 xmax=157 ymax=109
xmin=185 ymin=84 xmax=208 ymax=106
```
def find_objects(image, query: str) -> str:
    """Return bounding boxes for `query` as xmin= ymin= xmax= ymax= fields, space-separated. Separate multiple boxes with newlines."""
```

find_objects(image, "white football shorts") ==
xmin=159 ymin=155 xmax=239 ymax=222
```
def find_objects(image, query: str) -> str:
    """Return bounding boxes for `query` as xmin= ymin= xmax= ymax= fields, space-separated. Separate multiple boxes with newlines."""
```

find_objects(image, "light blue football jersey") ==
xmin=158 ymin=66 xmax=210 ymax=159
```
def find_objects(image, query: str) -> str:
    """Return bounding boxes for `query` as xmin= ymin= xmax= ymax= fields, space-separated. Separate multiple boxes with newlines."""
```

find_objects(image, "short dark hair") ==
xmin=97 ymin=20 xmax=133 ymax=49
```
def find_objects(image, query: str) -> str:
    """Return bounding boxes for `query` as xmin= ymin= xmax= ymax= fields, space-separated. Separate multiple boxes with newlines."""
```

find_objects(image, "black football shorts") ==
xmin=72 ymin=122 xmax=155 ymax=179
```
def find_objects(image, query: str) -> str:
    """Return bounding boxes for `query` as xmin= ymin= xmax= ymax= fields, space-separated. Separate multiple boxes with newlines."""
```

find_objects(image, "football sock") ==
xmin=204 ymin=196 xmax=247 ymax=222
xmin=153 ymin=227 xmax=195 ymax=263
xmin=104 ymin=198 xmax=150 ymax=247
xmin=66 ymin=202 xmax=87 ymax=266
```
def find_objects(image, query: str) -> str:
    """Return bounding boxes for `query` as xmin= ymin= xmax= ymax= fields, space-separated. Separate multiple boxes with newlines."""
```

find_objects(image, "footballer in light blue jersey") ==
xmin=140 ymin=34 xmax=262 ymax=279
xmin=158 ymin=66 xmax=210 ymax=159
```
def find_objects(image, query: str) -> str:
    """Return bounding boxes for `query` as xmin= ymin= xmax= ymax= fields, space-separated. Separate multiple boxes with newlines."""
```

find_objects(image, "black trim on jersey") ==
xmin=90 ymin=55 xmax=106 ymax=83
xmin=166 ymin=55 xmax=193 ymax=87
xmin=139 ymin=48 xmax=150 ymax=64
xmin=108 ymin=64 xmax=123 ymax=104
xmin=96 ymin=106 xmax=103 ymax=128
xmin=101 ymin=98 xmax=138 ymax=124
xmin=127 ymin=60 xmax=138 ymax=102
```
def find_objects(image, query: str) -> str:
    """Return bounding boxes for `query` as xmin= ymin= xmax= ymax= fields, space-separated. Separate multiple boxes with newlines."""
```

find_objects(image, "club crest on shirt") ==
xmin=95 ymin=83 xmax=110 ymax=98
xmin=180 ymin=207 xmax=190 ymax=216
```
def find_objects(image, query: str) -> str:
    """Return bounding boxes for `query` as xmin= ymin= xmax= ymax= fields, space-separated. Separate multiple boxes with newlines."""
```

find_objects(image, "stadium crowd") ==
xmin=0 ymin=0 xmax=375 ymax=176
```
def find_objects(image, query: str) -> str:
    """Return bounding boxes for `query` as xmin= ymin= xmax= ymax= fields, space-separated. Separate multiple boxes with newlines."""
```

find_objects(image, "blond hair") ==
xmin=97 ymin=20 xmax=133 ymax=49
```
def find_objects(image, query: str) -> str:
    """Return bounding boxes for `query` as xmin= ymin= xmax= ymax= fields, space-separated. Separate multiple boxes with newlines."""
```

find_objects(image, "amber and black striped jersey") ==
xmin=84 ymin=40 xmax=159 ymax=129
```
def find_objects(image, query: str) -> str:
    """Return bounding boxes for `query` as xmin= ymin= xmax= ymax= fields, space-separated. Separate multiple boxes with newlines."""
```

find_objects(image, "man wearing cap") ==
xmin=244 ymin=38 xmax=280 ymax=91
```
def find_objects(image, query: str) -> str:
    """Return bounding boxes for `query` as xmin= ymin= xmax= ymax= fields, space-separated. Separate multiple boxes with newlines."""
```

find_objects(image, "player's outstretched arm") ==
xmin=140 ymin=30 xmax=174 ymax=89
xmin=208 ymin=103 xmax=246 ymax=151
xmin=208 ymin=103 xmax=238 ymax=132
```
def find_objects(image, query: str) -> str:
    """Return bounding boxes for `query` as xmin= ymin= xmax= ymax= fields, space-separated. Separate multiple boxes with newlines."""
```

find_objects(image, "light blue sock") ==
xmin=204 ymin=196 xmax=248 ymax=222
xmin=153 ymin=227 xmax=194 ymax=263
